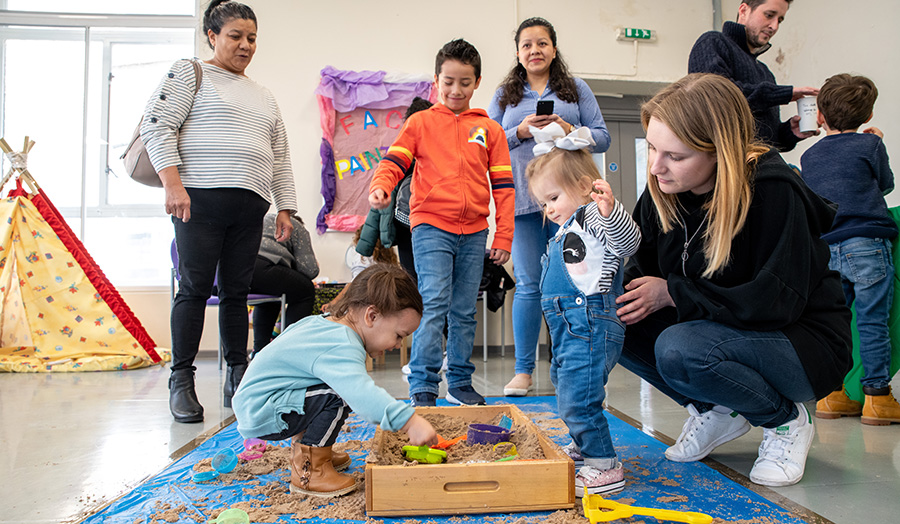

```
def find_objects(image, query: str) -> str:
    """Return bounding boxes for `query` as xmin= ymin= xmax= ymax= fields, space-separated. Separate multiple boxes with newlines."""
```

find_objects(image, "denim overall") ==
xmin=541 ymin=213 xmax=625 ymax=469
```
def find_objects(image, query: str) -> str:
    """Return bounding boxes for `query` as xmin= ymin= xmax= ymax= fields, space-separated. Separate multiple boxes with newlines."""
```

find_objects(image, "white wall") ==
xmin=767 ymin=0 xmax=900 ymax=201
xmin=137 ymin=0 xmax=900 ymax=349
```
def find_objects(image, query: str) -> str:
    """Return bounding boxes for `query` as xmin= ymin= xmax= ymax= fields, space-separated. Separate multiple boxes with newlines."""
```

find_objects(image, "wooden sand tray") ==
xmin=364 ymin=404 xmax=575 ymax=517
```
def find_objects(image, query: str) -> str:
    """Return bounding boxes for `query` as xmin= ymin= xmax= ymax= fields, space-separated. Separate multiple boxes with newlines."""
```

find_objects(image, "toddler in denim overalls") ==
xmin=525 ymin=124 xmax=641 ymax=496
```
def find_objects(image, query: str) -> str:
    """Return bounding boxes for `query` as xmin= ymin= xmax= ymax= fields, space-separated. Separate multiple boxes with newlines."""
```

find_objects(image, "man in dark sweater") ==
xmin=688 ymin=0 xmax=818 ymax=151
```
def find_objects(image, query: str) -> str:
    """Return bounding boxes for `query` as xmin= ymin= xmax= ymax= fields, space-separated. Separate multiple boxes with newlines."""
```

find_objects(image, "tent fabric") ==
xmin=843 ymin=206 xmax=900 ymax=402
xmin=0 ymin=178 xmax=160 ymax=372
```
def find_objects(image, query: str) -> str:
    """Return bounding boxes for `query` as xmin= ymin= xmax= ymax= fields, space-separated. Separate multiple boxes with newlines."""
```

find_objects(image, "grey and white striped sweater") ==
xmin=141 ymin=59 xmax=297 ymax=212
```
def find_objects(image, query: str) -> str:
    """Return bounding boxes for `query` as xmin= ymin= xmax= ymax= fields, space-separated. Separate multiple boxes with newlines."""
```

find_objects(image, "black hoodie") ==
xmin=626 ymin=149 xmax=852 ymax=398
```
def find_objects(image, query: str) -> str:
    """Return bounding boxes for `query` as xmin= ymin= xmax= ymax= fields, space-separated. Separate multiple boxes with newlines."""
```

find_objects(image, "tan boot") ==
xmin=290 ymin=442 xmax=357 ymax=497
xmin=815 ymin=387 xmax=862 ymax=419
xmin=331 ymin=449 xmax=351 ymax=472
xmin=861 ymin=386 xmax=900 ymax=426
xmin=292 ymin=434 xmax=351 ymax=471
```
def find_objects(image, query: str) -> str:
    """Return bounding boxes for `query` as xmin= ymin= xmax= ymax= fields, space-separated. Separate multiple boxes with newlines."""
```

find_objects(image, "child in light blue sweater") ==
xmin=233 ymin=264 xmax=437 ymax=497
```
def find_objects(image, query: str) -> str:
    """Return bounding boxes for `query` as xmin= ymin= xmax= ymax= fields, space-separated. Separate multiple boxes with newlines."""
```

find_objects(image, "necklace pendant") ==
xmin=681 ymin=250 xmax=689 ymax=262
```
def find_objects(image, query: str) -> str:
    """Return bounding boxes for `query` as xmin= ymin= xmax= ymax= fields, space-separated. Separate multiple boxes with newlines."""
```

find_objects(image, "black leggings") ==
xmin=250 ymin=256 xmax=315 ymax=351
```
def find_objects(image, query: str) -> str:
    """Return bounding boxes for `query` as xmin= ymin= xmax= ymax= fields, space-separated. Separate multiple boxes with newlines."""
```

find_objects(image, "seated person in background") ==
xmin=346 ymin=225 xmax=399 ymax=280
xmin=250 ymin=213 xmax=318 ymax=355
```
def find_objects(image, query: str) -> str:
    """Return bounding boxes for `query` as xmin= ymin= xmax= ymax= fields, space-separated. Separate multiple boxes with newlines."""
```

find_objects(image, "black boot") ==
xmin=223 ymin=363 xmax=247 ymax=408
xmin=169 ymin=369 xmax=203 ymax=423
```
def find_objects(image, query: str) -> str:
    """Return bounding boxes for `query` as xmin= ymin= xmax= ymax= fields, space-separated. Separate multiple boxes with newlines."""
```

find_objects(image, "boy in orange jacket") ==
xmin=369 ymin=39 xmax=514 ymax=406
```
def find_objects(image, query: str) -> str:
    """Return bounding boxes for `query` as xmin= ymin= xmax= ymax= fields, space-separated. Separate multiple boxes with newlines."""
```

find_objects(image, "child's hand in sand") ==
xmin=403 ymin=414 xmax=438 ymax=447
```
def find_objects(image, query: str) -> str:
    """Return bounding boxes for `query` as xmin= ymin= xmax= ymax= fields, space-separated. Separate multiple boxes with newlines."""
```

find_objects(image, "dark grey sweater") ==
xmin=689 ymin=22 xmax=798 ymax=152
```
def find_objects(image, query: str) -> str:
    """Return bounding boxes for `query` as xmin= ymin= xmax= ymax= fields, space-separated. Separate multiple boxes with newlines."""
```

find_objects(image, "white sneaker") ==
xmin=750 ymin=402 xmax=815 ymax=487
xmin=665 ymin=404 xmax=751 ymax=462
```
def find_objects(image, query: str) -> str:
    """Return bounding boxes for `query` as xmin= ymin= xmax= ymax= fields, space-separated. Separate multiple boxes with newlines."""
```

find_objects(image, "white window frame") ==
xmin=0 ymin=6 xmax=198 ymax=237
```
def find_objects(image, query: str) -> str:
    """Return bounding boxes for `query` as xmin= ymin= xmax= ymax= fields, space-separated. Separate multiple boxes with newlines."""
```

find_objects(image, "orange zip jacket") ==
xmin=370 ymin=103 xmax=515 ymax=252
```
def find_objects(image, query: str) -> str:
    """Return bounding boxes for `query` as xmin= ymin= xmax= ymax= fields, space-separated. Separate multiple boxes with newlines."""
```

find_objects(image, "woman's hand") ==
xmin=516 ymin=113 xmax=554 ymax=139
xmin=591 ymin=178 xmax=615 ymax=217
xmin=616 ymin=276 xmax=674 ymax=325
xmin=403 ymin=414 xmax=438 ymax=447
xmin=159 ymin=166 xmax=191 ymax=222
xmin=274 ymin=210 xmax=294 ymax=242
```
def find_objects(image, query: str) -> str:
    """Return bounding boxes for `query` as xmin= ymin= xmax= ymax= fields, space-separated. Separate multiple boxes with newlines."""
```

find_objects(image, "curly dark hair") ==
xmin=495 ymin=17 xmax=578 ymax=110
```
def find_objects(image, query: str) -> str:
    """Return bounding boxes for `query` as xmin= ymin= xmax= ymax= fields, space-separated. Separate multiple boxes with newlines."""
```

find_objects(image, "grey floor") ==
xmin=2 ymin=345 xmax=899 ymax=524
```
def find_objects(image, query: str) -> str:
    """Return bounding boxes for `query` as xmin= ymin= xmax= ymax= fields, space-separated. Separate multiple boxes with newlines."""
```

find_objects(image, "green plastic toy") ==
xmin=402 ymin=445 xmax=447 ymax=464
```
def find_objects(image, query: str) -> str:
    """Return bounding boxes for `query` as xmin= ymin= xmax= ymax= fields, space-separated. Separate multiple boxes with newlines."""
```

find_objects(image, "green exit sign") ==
xmin=618 ymin=28 xmax=656 ymax=41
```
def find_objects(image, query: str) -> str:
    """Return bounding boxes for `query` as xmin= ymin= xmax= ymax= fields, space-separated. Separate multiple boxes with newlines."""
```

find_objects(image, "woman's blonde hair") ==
xmin=525 ymin=147 xmax=598 ymax=211
xmin=641 ymin=73 xmax=769 ymax=278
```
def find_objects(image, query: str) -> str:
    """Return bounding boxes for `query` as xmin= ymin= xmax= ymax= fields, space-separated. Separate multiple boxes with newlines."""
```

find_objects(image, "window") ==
xmin=3 ymin=0 xmax=194 ymax=16
xmin=0 ymin=5 xmax=196 ymax=287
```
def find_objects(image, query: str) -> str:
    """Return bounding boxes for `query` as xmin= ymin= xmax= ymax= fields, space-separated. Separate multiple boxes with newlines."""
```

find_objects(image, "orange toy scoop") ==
xmin=433 ymin=433 xmax=467 ymax=450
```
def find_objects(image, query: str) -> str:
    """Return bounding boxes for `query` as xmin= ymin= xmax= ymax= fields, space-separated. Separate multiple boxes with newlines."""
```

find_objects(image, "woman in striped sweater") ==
xmin=141 ymin=0 xmax=297 ymax=423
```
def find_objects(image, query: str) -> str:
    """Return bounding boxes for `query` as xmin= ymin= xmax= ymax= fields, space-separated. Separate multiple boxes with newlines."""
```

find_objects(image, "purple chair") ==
xmin=170 ymin=240 xmax=285 ymax=369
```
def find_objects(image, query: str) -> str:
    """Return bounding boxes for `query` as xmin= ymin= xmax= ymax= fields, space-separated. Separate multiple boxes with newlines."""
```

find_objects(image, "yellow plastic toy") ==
xmin=582 ymin=494 xmax=713 ymax=524
xmin=402 ymin=445 xmax=447 ymax=464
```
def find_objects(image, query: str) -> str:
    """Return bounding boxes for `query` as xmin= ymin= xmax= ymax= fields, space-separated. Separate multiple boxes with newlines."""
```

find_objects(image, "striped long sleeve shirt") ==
xmin=141 ymin=59 xmax=297 ymax=212
xmin=555 ymin=199 xmax=641 ymax=295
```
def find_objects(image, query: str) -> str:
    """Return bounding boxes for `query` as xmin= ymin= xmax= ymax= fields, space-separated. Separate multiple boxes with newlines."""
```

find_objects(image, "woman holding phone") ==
xmin=489 ymin=17 xmax=611 ymax=397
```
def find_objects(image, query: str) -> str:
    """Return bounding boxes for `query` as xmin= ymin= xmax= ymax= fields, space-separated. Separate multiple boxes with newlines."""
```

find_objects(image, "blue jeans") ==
xmin=511 ymin=212 xmax=558 ymax=375
xmin=545 ymin=294 xmax=624 ymax=468
xmin=409 ymin=224 xmax=488 ymax=396
xmin=620 ymin=315 xmax=815 ymax=428
xmin=541 ymin=212 xmax=624 ymax=468
xmin=829 ymin=237 xmax=894 ymax=389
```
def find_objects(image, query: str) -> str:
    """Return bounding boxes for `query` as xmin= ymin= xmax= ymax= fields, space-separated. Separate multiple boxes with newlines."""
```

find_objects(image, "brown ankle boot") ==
xmin=861 ymin=386 xmax=900 ymax=426
xmin=331 ymin=449 xmax=351 ymax=472
xmin=291 ymin=434 xmax=351 ymax=471
xmin=815 ymin=387 xmax=862 ymax=419
xmin=290 ymin=442 xmax=357 ymax=497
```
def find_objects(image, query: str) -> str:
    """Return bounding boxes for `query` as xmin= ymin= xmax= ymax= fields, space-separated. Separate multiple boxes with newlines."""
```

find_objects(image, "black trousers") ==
xmin=250 ymin=256 xmax=315 ymax=351
xmin=170 ymin=188 xmax=268 ymax=371
xmin=257 ymin=383 xmax=350 ymax=446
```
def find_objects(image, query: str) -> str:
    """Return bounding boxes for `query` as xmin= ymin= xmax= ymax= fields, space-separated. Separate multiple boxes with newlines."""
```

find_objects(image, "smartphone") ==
xmin=536 ymin=100 xmax=554 ymax=116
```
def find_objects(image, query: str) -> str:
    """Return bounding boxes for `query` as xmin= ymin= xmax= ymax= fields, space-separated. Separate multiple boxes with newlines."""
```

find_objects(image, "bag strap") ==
xmin=190 ymin=58 xmax=203 ymax=96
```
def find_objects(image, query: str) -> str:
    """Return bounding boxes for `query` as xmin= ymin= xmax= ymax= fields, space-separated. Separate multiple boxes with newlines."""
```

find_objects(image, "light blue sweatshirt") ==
xmin=232 ymin=315 xmax=414 ymax=438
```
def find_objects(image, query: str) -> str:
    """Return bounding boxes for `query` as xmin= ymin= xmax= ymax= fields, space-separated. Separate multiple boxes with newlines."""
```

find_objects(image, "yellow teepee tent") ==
xmin=0 ymin=137 xmax=161 ymax=372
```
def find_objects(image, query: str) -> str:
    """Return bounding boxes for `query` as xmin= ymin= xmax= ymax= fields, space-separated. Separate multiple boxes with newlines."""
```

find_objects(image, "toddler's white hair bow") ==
xmin=530 ymin=122 xmax=595 ymax=156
